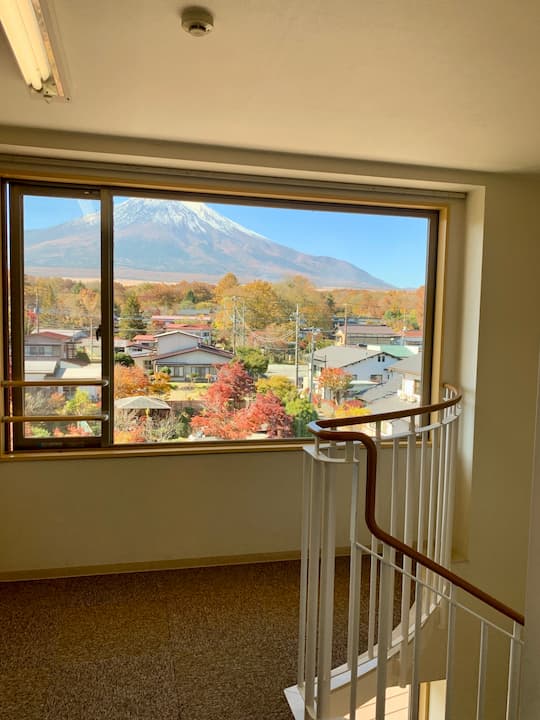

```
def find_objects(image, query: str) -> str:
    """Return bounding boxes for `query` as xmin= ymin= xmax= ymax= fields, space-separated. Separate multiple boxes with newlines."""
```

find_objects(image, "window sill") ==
xmin=0 ymin=438 xmax=309 ymax=462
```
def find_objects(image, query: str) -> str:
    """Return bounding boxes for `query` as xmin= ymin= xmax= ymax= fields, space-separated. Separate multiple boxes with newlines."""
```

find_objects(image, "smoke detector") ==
xmin=181 ymin=7 xmax=214 ymax=37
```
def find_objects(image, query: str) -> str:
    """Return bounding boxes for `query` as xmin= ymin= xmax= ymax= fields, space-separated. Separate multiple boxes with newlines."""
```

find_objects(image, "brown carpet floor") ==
xmin=0 ymin=557 xmax=400 ymax=720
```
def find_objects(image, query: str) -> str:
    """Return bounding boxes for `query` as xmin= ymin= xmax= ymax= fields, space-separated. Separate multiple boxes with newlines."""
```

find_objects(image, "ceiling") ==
xmin=1 ymin=0 xmax=540 ymax=173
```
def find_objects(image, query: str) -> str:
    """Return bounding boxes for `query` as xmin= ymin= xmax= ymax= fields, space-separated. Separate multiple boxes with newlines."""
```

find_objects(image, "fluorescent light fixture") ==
xmin=0 ymin=0 xmax=66 ymax=98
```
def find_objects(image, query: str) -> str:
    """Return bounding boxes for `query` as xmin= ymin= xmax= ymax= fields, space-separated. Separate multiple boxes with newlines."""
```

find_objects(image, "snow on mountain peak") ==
xmin=111 ymin=197 xmax=265 ymax=240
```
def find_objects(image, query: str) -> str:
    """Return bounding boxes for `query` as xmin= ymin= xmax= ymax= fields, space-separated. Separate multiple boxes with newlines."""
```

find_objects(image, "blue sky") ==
xmin=23 ymin=196 xmax=428 ymax=288
xmin=209 ymin=203 xmax=427 ymax=288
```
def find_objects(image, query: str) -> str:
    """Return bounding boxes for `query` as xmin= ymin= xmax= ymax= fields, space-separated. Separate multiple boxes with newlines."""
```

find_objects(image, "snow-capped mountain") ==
xmin=23 ymin=198 xmax=392 ymax=289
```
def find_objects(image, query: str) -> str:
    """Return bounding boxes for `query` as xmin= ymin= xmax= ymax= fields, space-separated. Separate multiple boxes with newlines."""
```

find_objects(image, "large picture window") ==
xmin=2 ymin=181 xmax=438 ymax=452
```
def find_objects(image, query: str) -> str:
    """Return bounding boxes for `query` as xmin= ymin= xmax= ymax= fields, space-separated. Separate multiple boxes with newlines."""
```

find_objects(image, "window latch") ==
xmin=96 ymin=324 xmax=102 ymax=341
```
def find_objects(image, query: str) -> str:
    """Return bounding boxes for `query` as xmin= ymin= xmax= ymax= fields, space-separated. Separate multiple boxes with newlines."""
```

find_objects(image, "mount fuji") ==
xmin=24 ymin=198 xmax=392 ymax=289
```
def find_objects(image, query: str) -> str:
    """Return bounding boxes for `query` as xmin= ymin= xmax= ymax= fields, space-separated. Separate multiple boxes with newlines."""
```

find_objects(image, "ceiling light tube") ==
xmin=0 ymin=0 xmax=66 ymax=98
xmin=0 ymin=0 xmax=51 ymax=90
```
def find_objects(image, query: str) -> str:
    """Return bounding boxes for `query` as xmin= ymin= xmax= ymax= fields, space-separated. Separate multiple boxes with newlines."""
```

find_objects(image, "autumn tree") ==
xmin=148 ymin=371 xmax=173 ymax=398
xmin=114 ymin=352 xmax=134 ymax=367
xmin=240 ymin=280 xmax=282 ymax=330
xmin=249 ymin=323 xmax=292 ymax=361
xmin=62 ymin=389 xmax=99 ymax=417
xmin=334 ymin=400 xmax=370 ymax=419
xmin=135 ymin=283 xmax=184 ymax=314
xmin=214 ymin=272 xmax=239 ymax=300
xmin=256 ymin=375 xmax=298 ymax=404
xmin=114 ymin=365 xmax=150 ymax=398
xmin=274 ymin=275 xmax=333 ymax=330
xmin=118 ymin=293 xmax=147 ymax=340
xmin=235 ymin=347 xmax=268 ymax=378
xmin=247 ymin=392 xmax=294 ymax=438
xmin=285 ymin=396 xmax=318 ymax=437
xmin=318 ymin=367 xmax=353 ymax=403
xmin=79 ymin=287 xmax=99 ymax=322
xmin=203 ymin=360 xmax=255 ymax=410
xmin=191 ymin=361 xmax=256 ymax=439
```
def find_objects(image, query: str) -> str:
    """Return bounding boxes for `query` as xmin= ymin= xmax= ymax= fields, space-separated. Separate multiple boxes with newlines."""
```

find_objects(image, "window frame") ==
xmin=1 ymin=176 xmax=441 ymax=455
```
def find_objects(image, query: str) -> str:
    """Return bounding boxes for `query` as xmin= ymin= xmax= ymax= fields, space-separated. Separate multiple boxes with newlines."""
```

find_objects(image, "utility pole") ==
xmin=343 ymin=303 xmax=349 ymax=346
xmin=231 ymin=296 xmax=238 ymax=354
xmin=308 ymin=327 xmax=315 ymax=402
xmin=294 ymin=303 xmax=300 ymax=389
xmin=35 ymin=292 xmax=40 ymax=334
xmin=240 ymin=299 xmax=246 ymax=347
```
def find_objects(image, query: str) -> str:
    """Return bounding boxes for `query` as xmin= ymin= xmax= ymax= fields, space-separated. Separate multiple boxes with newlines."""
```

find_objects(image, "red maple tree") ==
xmin=246 ymin=392 xmax=294 ymax=438
xmin=191 ymin=361 xmax=256 ymax=439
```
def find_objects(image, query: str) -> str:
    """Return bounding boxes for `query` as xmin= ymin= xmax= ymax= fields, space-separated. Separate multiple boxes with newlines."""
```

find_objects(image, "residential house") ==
xmin=153 ymin=345 xmax=233 ymax=380
xmin=2 ymin=2 xmax=540 ymax=716
xmin=130 ymin=334 xmax=157 ymax=350
xmin=400 ymin=329 xmax=423 ymax=346
xmin=367 ymin=344 xmax=418 ymax=357
xmin=24 ymin=359 xmax=59 ymax=383
xmin=57 ymin=363 xmax=103 ymax=402
xmin=24 ymin=330 xmax=81 ymax=360
xmin=162 ymin=324 xmax=212 ymax=343
xmin=149 ymin=330 xmax=232 ymax=379
xmin=388 ymin=353 xmax=423 ymax=404
xmin=335 ymin=323 xmax=401 ymax=346
xmin=313 ymin=345 xmax=404 ymax=398
xmin=154 ymin=330 xmax=202 ymax=355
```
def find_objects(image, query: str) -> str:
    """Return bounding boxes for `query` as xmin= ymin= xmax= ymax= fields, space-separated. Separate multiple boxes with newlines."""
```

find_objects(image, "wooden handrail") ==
xmin=311 ymin=383 xmax=461 ymax=431
xmin=308 ymin=401 xmax=525 ymax=627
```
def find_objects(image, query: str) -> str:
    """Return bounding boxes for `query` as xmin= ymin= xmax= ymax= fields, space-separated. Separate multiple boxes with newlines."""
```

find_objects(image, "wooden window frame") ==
xmin=1 ymin=175 xmax=442 ymax=456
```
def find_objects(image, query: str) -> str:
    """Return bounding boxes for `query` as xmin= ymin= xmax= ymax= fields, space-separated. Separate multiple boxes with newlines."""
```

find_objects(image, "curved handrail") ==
xmin=307 ymin=395 xmax=525 ymax=627
xmin=310 ymin=383 xmax=462 ymax=432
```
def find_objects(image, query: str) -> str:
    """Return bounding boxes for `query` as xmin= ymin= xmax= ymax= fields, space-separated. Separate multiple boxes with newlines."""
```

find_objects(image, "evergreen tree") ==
xmin=118 ymin=293 xmax=147 ymax=340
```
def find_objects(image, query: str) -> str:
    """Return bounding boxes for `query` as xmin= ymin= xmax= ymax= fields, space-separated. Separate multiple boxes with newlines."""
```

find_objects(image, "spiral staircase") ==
xmin=285 ymin=387 xmax=524 ymax=720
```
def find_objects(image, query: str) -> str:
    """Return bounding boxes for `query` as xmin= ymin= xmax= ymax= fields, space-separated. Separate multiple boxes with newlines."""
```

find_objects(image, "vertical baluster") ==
xmin=444 ymin=585 xmax=457 ymax=720
xmin=426 ymin=426 xmax=439 ymax=611
xmin=476 ymin=622 xmax=488 ymax=720
xmin=417 ymin=431 xmax=428 ymax=617
xmin=506 ymin=622 xmax=522 ymax=720
xmin=347 ymin=456 xmax=361 ymax=720
xmin=304 ymin=454 xmax=323 ymax=715
xmin=435 ymin=418 xmax=446 ymax=564
xmin=297 ymin=451 xmax=311 ymax=689
xmin=399 ymin=418 xmax=416 ymax=686
xmin=317 ymin=461 xmax=336 ymax=719
xmin=368 ymin=435 xmax=388 ymax=661
xmin=375 ymin=545 xmax=392 ymax=720
xmin=444 ymin=413 xmax=459 ymax=569
xmin=435 ymin=420 xmax=447 ymax=600
xmin=440 ymin=412 xmax=452 ymax=569
xmin=409 ymin=580 xmax=423 ymax=720
xmin=368 ymin=535 xmax=378 ymax=659
xmin=385 ymin=437 xmax=399 ymax=651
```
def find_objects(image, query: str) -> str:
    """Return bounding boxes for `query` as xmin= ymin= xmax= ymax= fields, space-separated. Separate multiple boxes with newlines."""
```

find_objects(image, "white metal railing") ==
xmin=287 ymin=387 xmax=525 ymax=720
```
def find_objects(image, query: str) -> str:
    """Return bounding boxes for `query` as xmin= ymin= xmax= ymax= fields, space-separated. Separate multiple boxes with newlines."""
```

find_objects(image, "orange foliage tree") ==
xmin=318 ymin=367 xmax=353 ymax=403
xmin=114 ymin=365 xmax=150 ymax=398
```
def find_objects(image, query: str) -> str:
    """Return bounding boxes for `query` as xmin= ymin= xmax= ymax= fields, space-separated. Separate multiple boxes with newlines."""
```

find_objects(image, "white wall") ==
xmin=0 ymin=445 xmax=410 ymax=576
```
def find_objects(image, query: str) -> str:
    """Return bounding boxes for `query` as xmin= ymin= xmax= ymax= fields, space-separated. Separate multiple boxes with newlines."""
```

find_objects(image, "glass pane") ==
xmin=112 ymin=195 xmax=429 ymax=444
xmin=21 ymin=194 xmax=102 ymax=440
